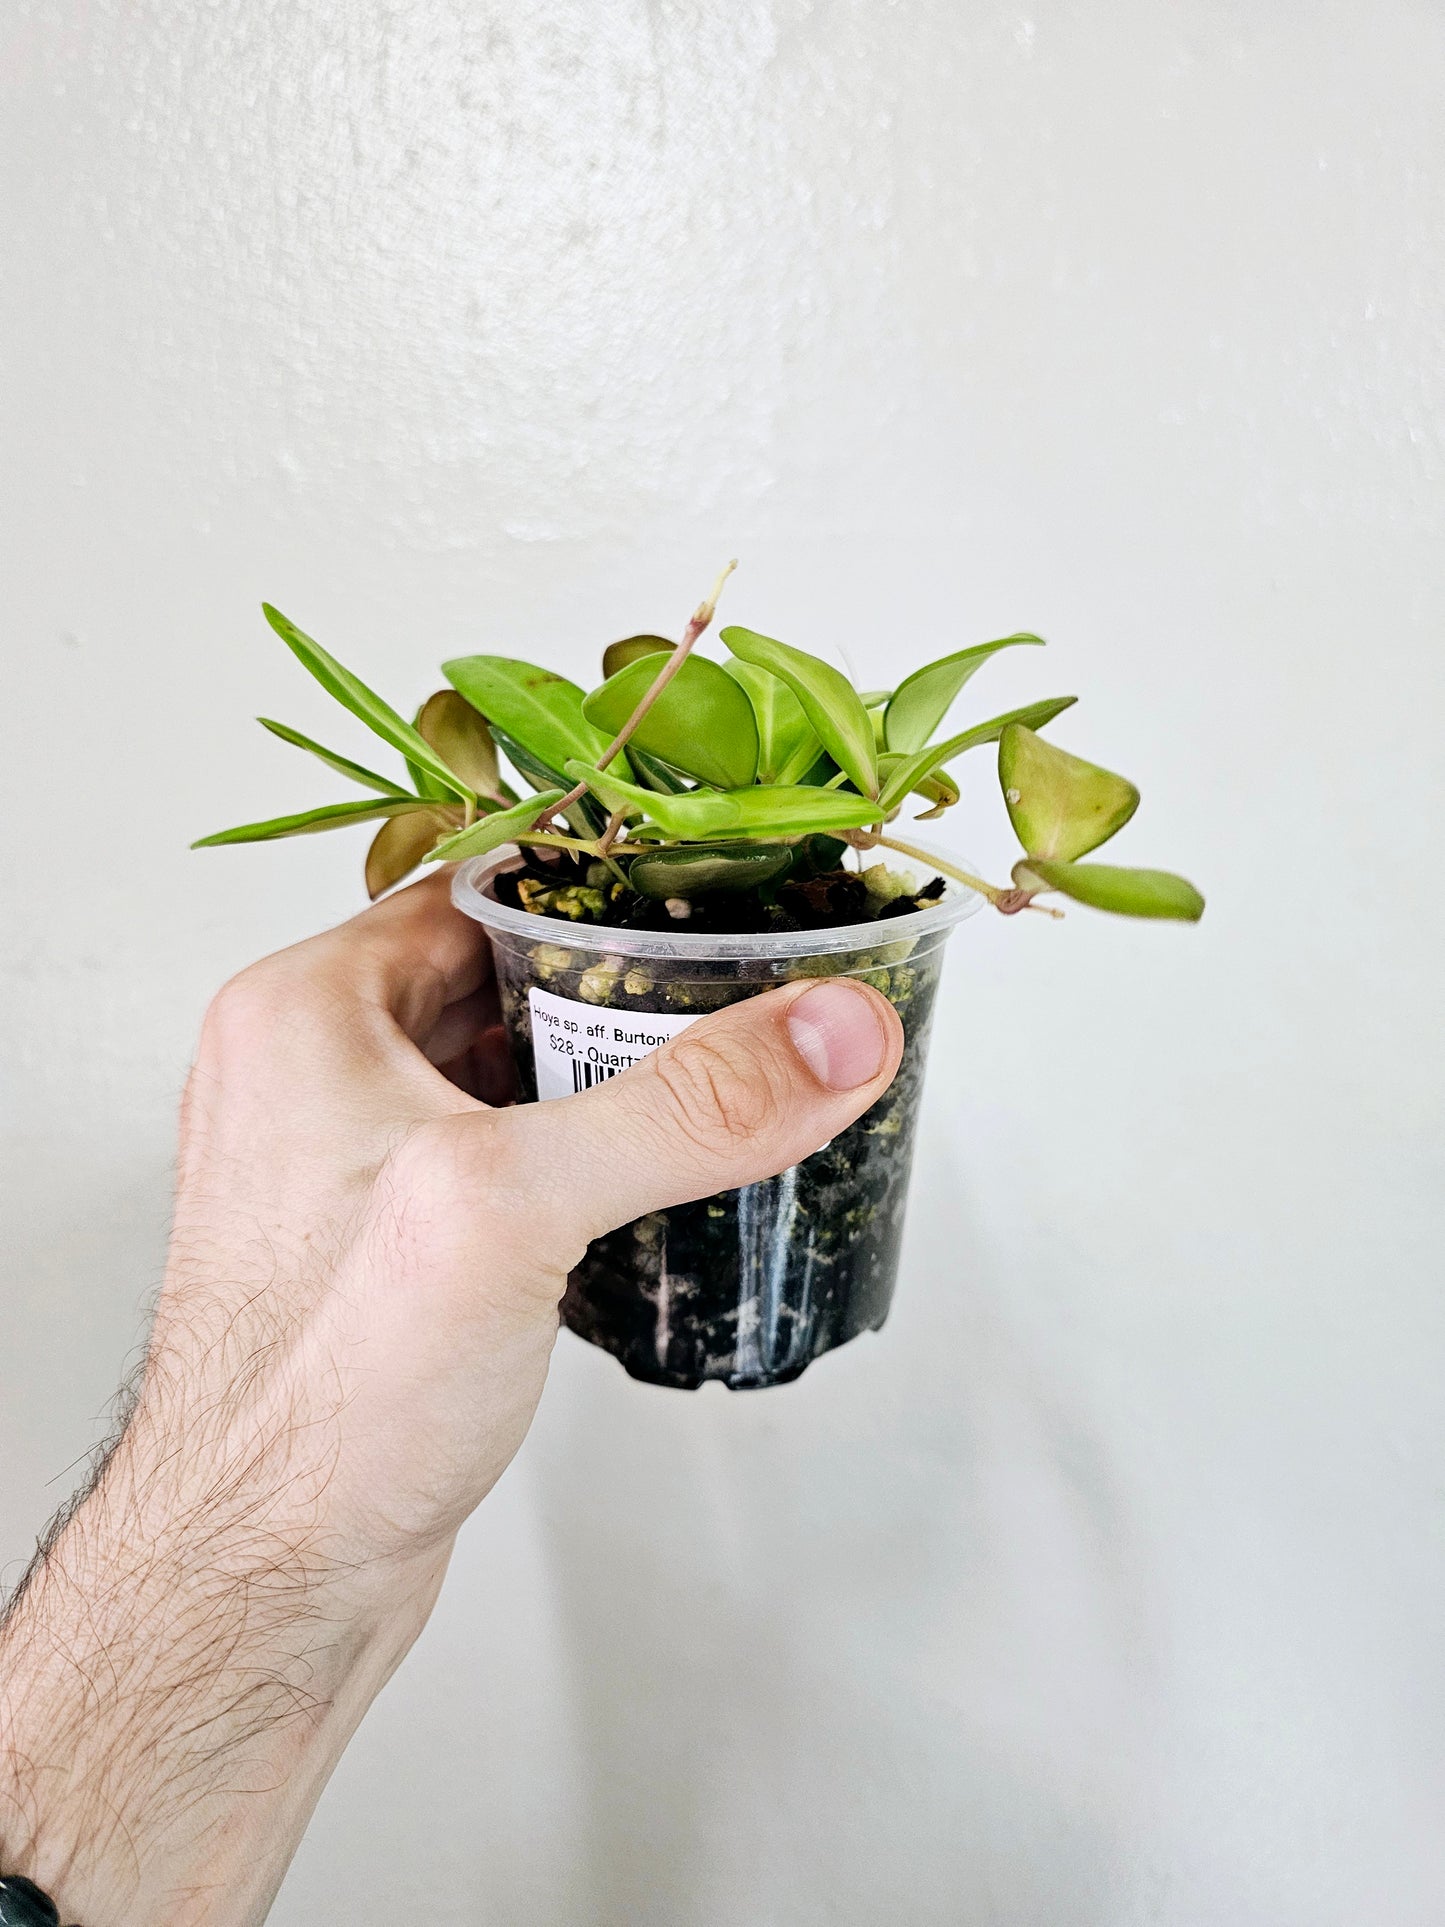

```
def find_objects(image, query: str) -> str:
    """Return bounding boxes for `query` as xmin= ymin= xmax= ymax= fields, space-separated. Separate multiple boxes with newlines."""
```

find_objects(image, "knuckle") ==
xmin=650 ymin=1029 xmax=785 ymax=1157
xmin=199 ymin=961 xmax=287 ymax=1056
xmin=198 ymin=956 xmax=351 ymax=1068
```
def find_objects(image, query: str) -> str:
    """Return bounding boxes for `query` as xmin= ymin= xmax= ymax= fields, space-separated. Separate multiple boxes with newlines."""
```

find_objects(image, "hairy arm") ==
xmin=0 ymin=1389 xmax=441 ymax=1921
xmin=0 ymin=873 xmax=898 ymax=1923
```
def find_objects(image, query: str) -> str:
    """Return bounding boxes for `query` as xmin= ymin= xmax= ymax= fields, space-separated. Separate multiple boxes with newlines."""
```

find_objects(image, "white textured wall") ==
xmin=4 ymin=3 xmax=1444 ymax=1921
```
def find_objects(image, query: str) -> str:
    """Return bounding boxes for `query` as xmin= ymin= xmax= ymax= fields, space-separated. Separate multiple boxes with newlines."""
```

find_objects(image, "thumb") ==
xmin=495 ymin=977 xmax=904 ymax=1251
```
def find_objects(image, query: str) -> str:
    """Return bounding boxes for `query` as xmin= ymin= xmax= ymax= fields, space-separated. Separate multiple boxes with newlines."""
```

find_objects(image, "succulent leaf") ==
xmin=884 ymin=634 xmax=1046 ymax=753
xmin=564 ymin=761 xmax=886 ymax=839
xmin=628 ymin=845 xmax=794 ymax=899
xmin=724 ymin=659 xmax=822 ymax=784
xmin=1014 ymin=857 xmax=1205 ymax=921
xmin=878 ymin=696 xmax=1078 ymax=810
xmin=415 ymin=690 xmax=507 ymax=799
xmin=427 ymin=790 xmax=566 ymax=862
xmin=366 ymin=806 xmax=458 ymax=897
xmin=256 ymin=719 xmax=410 ymax=797
xmin=602 ymin=634 xmax=674 ymax=679
xmin=583 ymin=654 xmax=759 ymax=788
xmin=443 ymin=655 xmax=620 ymax=780
xmin=721 ymin=626 xmax=879 ymax=798
xmin=261 ymin=605 xmax=470 ymax=801
xmin=192 ymin=797 xmax=433 ymax=847
xmin=998 ymin=724 xmax=1139 ymax=861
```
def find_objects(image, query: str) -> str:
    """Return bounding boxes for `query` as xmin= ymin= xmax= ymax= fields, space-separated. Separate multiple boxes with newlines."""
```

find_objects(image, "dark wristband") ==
xmin=0 ymin=1874 xmax=82 ymax=1926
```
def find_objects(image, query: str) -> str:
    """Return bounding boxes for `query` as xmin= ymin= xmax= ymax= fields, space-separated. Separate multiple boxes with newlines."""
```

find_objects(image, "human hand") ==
xmin=0 ymin=871 xmax=902 ymax=1925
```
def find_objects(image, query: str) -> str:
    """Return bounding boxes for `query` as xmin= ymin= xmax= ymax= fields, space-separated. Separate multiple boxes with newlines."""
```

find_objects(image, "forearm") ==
xmin=0 ymin=1399 xmax=446 ymax=1926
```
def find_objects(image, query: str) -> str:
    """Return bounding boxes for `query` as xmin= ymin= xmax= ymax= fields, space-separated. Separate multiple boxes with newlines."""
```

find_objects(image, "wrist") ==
xmin=0 ymin=1407 xmax=450 ymax=1926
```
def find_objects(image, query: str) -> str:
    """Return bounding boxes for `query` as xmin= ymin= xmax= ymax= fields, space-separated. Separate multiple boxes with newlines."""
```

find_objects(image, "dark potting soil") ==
xmin=491 ymin=847 xmax=946 ymax=936
xmin=488 ymin=854 xmax=952 ymax=1390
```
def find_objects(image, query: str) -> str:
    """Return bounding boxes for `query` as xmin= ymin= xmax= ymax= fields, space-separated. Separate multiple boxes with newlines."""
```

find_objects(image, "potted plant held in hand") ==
xmin=198 ymin=565 xmax=1204 ymax=1389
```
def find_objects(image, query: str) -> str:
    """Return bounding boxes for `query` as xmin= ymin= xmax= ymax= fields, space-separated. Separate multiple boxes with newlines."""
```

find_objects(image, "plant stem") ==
xmin=514 ymin=832 xmax=652 ymax=857
xmin=513 ymin=831 xmax=601 ymax=856
xmin=534 ymin=559 xmax=738 ymax=832
xmin=595 ymin=804 xmax=631 ymax=859
xmin=870 ymin=832 xmax=1011 ymax=909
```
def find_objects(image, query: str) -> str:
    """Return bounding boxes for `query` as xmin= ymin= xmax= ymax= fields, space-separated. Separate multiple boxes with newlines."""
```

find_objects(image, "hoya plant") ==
xmin=196 ymin=565 xmax=1204 ymax=926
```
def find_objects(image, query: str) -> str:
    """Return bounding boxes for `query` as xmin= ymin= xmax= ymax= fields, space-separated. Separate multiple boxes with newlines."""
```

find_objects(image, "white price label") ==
xmin=527 ymin=986 xmax=699 ymax=1101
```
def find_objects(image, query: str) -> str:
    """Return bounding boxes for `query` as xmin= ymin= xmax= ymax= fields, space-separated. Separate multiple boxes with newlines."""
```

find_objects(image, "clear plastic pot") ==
xmin=451 ymin=848 xmax=979 ymax=1390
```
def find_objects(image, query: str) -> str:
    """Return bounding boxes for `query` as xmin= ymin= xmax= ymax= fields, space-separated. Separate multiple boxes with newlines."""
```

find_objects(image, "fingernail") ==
xmin=786 ymin=981 xmax=889 ymax=1091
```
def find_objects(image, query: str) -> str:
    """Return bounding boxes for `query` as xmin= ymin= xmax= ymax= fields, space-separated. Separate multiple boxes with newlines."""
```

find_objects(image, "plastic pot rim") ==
xmin=450 ymin=839 xmax=982 ymax=961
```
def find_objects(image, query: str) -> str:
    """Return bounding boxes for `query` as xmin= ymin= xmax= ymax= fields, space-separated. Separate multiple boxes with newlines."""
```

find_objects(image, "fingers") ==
xmin=322 ymin=869 xmax=493 ymax=1042
xmin=213 ymin=870 xmax=493 ymax=1055
xmin=486 ymin=978 xmax=904 ymax=1252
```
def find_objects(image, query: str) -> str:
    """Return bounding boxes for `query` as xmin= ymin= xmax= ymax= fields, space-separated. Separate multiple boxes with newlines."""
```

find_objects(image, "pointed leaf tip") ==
xmin=260 ymin=604 xmax=472 ymax=802
xmin=192 ymin=797 xmax=435 ymax=848
xmin=721 ymin=626 xmax=878 ymax=798
xmin=426 ymin=789 xmax=566 ymax=862
xmin=257 ymin=718 xmax=411 ymax=797
xmin=885 ymin=634 xmax=1046 ymax=753
xmin=877 ymin=696 xmax=1077 ymax=811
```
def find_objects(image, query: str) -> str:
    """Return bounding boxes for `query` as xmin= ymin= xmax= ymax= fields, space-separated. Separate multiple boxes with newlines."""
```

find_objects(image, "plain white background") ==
xmin=3 ymin=3 xmax=1443 ymax=1921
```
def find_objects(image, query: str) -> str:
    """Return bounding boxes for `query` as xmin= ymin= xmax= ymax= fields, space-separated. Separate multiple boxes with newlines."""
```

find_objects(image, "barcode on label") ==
xmin=571 ymin=1057 xmax=624 ymax=1092
xmin=528 ymin=985 xmax=700 ymax=1103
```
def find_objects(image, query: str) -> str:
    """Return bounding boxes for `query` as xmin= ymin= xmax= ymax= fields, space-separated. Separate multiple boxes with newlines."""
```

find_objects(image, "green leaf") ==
xmin=405 ymin=758 xmax=451 ymax=802
xmin=794 ymin=750 xmax=842 ymax=788
xmin=443 ymin=655 xmax=620 ymax=779
xmin=884 ymin=633 xmax=1046 ymax=753
xmin=1014 ymin=858 xmax=1205 ymax=922
xmin=564 ymin=761 xmax=886 ymax=840
xmin=261 ymin=604 xmax=471 ymax=802
xmin=910 ymin=767 xmax=959 ymax=820
xmin=628 ymin=845 xmax=794 ymax=899
xmin=427 ymin=790 xmax=566 ymax=862
xmin=415 ymin=690 xmax=507 ymax=799
xmin=490 ymin=728 xmax=609 ymax=837
xmin=602 ymin=634 xmax=674 ymax=680
xmin=583 ymin=653 xmax=759 ymax=788
xmin=490 ymin=726 xmax=565 ymax=794
xmin=192 ymin=797 xmax=434 ymax=847
xmin=878 ymin=696 xmax=1078 ymax=810
xmin=724 ymin=659 xmax=822 ymax=785
xmin=999 ymin=724 xmax=1139 ymax=861
xmin=257 ymin=718 xmax=411 ymax=797
xmin=629 ymin=747 xmax=696 ymax=794
xmin=366 ymin=806 xmax=458 ymax=898
xmin=721 ymin=626 xmax=879 ymax=797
